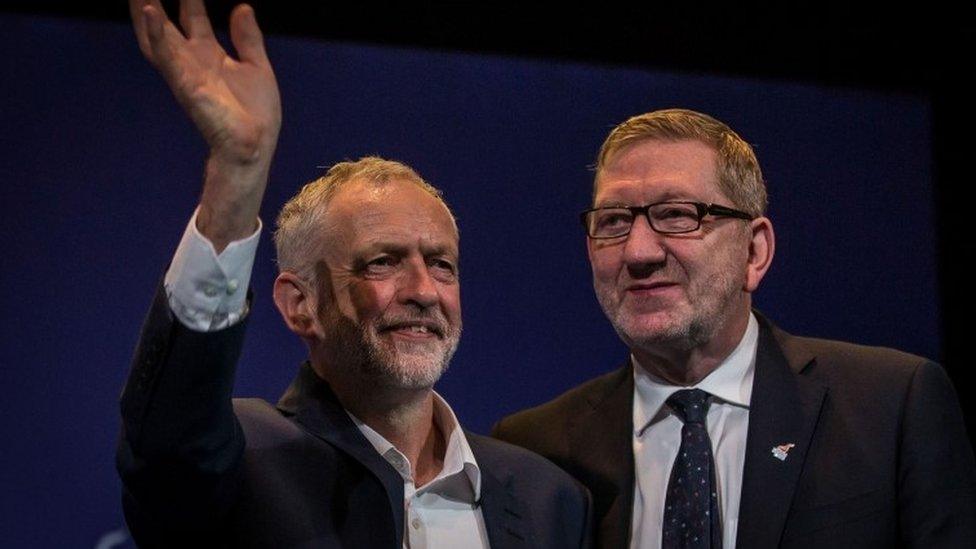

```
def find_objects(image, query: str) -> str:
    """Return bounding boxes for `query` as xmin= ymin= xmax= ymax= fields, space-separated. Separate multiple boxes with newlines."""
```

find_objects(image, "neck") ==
xmin=633 ymin=308 xmax=751 ymax=386
xmin=310 ymin=359 xmax=446 ymax=486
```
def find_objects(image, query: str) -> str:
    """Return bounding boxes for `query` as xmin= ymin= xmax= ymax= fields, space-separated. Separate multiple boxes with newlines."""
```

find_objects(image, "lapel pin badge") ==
xmin=771 ymin=443 xmax=796 ymax=461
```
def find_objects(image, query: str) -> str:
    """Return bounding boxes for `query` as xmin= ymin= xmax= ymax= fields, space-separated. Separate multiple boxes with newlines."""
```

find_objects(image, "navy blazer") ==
xmin=117 ymin=285 xmax=592 ymax=548
xmin=493 ymin=313 xmax=976 ymax=548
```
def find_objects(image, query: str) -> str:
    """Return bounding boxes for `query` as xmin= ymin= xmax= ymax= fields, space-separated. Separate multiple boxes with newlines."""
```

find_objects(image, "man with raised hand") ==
xmin=117 ymin=2 xmax=591 ymax=547
xmin=493 ymin=109 xmax=976 ymax=548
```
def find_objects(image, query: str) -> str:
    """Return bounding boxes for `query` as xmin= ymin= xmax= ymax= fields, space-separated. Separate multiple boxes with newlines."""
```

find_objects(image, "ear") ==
xmin=273 ymin=272 xmax=322 ymax=340
xmin=744 ymin=216 xmax=775 ymax=292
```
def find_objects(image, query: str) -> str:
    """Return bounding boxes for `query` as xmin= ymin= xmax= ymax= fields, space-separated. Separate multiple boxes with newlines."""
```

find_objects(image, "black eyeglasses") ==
xmin=580 ymin=201 xmax=755 ymax=239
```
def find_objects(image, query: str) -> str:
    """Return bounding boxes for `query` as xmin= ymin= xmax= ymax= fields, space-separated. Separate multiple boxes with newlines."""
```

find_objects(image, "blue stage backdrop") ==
xmin=0 ymin=13 xmax=938 ymax=548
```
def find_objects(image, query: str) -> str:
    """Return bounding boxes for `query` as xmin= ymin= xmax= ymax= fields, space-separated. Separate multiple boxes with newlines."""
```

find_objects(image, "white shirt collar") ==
xmin=633 ymin=312 xmax=759 ymax=436
xmin=347 ymin=391 xmax=482 ymax=502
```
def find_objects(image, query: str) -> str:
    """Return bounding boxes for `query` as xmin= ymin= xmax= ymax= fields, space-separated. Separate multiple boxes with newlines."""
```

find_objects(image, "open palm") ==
xmin=130 ymin=0 xmax=281 ymax=164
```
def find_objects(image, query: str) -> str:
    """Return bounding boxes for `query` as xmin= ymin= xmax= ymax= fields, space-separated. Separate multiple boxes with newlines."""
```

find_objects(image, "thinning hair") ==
xmin=595 ymin=108 xmax=767 ymax=216
xmin=274 ymin=156 xmax=455 ymax=281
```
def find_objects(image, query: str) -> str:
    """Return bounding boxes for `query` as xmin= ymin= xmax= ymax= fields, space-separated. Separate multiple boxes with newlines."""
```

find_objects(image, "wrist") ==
xmin=209 ymin=126 xmax=279 ymax=169
xmin=196 ymin=154 xmax=271 ymax=252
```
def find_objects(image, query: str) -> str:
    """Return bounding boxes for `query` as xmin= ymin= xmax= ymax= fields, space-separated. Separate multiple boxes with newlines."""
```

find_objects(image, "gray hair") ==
xmin=273 ymin=156 xmax=455 ymax=281
xmin=595 ymin=108 xmax=767 ymax=217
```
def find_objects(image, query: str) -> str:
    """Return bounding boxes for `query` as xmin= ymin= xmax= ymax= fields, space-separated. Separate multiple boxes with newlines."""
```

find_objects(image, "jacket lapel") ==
xmin=467 ymin=436 xmax=532 ymax=549
xmin=276 ymin=363 xmax=406 ymax=545
xmin=570 ymin=364 xmax=635 ymax=549
xmin=735 ymin=315 xmax=826 ymax=548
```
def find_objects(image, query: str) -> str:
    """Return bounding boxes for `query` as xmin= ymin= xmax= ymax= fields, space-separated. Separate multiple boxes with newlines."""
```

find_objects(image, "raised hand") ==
xmin=130 ymin=0 xmax=282 ymax=250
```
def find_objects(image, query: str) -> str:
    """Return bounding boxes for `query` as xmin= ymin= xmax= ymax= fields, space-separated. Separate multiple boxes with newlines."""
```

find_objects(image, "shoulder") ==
xmin=794 ymin=335 xmax=929 ymax=370
xmin=233 ymin=398 xmax=305 ymax=448
xmin=491 ymin=365 xmax=629 ymax=461
xmin=496 ymin=365 xmax=629 ymax=430
xmin=763 ymin=314 xmax=936 ymax=387
xmin=468 ymin=432 xmax=575 ymax=479
xmin=792 ymin=338 xmax=935 ymax=391
xmin=763 ymin=317 xmax=955 ymax=419
xmin=467 ymin=432 xmax=589 ymax=499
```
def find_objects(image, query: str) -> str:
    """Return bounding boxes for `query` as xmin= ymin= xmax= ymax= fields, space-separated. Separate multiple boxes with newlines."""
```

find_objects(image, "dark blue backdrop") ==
xmin=0 ymin=14 xmax=938 ymax=548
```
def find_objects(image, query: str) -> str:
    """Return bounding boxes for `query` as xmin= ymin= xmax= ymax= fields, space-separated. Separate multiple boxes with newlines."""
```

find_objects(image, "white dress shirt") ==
xmin=350 ymin=394 xmax=490 ymax=549
xmin=164 ymin=209 xmax=260 ymax=331
xmin=630 ymin=313 xmax=758 ymax=549
xmin=164 ymin=211 xmax=490 ymax=548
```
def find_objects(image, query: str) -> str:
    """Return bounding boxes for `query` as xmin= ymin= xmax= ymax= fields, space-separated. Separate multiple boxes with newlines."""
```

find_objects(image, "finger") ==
xmin=129 ymin=0 xmax=160 ymax=58
xmin=131 ymin=0 xmax=177 ymax=61
xmin=229 ymin=4 xmax=270 ymax=67
xmin=179 ymin=0 xmax=215 ymax=39
xmin=144 ymin=4 xmax=188 ymax=78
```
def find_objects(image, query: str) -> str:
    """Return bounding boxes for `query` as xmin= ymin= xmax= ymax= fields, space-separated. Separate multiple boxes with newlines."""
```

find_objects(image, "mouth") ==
xmin=626 ymin=280 xmax=677 ymax=291
xmin=380 ymin=321 xmax=444 ymax=339
xmin=624 ymin=281 xmax=680 ymax=297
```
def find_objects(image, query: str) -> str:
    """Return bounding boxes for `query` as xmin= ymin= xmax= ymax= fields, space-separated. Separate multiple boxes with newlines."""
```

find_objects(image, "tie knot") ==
xmin=667 ymin=388 xmax=710 ymax=424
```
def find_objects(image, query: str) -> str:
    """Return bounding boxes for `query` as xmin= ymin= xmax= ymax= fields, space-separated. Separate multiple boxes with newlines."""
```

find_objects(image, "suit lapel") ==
xmin=735 ymin=316 xmax=826 ymax=548
xmin=276 ymin=363 xmax=406 ymax=545
xmin=467 ymin=435 xmax=532 ymax=549
xmin=570 ymin=364 xmax=635 ymax=549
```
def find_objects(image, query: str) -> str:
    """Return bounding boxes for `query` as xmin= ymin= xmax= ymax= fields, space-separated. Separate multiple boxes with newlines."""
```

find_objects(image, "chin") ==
xmin=619 ymin=310 xmax=684 ymax=335
xmin=367 ymin=345 xmax=454 ymax=390
xmin=614 ymin=314 xmax=704 ymax=350
xmin=394 ymin=357 xmax=449 ymax=388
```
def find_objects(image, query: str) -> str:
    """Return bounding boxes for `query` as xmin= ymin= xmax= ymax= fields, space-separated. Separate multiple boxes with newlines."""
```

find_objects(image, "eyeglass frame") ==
xmin=580 ymin=201 xmax=756 ymax=239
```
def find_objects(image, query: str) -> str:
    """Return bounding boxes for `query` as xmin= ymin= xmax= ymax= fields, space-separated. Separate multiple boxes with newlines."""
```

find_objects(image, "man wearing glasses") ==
xmin=494 ymin=109 xmax=976 ymax=548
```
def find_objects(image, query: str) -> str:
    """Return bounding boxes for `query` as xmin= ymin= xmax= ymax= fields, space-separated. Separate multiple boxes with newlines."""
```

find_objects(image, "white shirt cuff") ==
xmin=163 ymin=208 xmax=262 ymax=331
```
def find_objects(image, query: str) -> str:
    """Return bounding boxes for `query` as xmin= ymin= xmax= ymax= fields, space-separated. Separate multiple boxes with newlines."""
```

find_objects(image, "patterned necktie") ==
xmin=662 ymin=389 xmax=722 ymax=549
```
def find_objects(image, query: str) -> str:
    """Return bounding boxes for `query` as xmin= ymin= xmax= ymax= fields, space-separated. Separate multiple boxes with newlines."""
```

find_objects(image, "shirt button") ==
xmin=411 ymin=518 xmax=422 ymax=529
xmin=226 ymin=279 xmax=239 ymax=293
xmin=203 ymin=285 xmax=218 ymax=297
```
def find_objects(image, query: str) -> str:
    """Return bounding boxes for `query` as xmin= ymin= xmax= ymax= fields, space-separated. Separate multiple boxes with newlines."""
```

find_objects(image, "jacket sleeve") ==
xmin=116 ymin=281 xmax=250 ymax=546
xmin=897 ymin=360 xmax=976 ymax=547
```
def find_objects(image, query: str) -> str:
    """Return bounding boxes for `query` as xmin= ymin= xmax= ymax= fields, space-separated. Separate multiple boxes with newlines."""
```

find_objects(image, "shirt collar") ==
xmin=347 ymin=391 xmax=482 ymax=502
xmin=632 ymin=312 xmax=759 ymax=436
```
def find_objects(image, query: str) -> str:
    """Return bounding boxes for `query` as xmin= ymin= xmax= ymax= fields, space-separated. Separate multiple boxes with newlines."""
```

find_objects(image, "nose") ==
xmin=398 ymin=258 xmax=439 ymax=309
xmin=622 ymin=213 xmax=667 ymax=272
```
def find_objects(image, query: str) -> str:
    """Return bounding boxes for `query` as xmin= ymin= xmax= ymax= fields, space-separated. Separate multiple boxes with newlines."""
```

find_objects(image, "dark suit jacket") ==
xmin=493 ymin=313 xmax=976 ymax=548
xmin=117 ymin=285 xmax=591 ymax=548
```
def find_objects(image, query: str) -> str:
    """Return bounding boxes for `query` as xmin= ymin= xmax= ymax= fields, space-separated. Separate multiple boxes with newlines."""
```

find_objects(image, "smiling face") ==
xmin=312 ymin=178 xmax=462 ymax=390
xmin=588 ymin=139 xmax=759 ymax=354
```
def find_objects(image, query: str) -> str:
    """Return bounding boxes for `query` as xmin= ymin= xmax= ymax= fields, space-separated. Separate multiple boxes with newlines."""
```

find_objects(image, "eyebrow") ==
xmin=421 ymin=244 xmax=458 ymax=257
xmin=596 ymin=194 xmax=695 ymax=208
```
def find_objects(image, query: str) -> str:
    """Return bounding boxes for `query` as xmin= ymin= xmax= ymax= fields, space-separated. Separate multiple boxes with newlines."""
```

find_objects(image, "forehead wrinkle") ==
xmin=347 ymin=209 xmax=458 ymax=254
xmin=597 ymin=144 xmax=726 ymax=206
xmin=596 ymin=186 xmax=705 ymax=208
xmin=323 ymin=178 xmax=459 ymax=256
xmin=355 ymin=232 xmax=458 ymax=258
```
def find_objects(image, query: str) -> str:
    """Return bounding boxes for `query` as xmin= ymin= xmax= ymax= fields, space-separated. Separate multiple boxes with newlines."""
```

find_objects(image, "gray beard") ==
xmin=598 ymin=270 xmax=741 ymax=354
xmin=326 ymin=309 xmax=461 ymax=391
xmin=609 ymin=309 xmax=717 ymax=353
